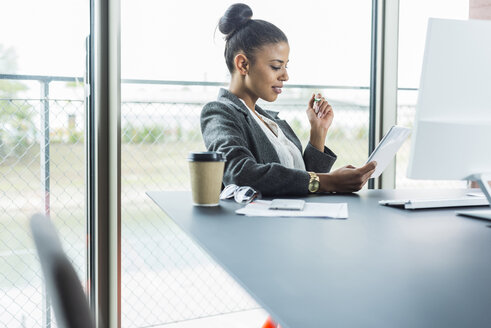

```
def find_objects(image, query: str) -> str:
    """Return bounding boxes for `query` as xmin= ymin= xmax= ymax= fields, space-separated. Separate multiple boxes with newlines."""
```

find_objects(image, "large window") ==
xmin=1 ymin=0 xmax=382 ymax=326
xmin=120 ymin=0 xmax=373 ymax=326
xmin=0 ymin=0 xmax=89 ymax=326
xmin=396 ymin=0 xmax=469 ymax=188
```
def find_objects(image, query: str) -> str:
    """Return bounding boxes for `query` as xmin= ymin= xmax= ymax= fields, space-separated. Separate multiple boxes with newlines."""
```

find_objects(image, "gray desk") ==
xmin=147 ymin=189 xmax=491 ymax=328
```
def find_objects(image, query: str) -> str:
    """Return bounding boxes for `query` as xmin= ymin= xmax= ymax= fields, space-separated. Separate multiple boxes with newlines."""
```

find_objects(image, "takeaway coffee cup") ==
xmin=188 ymin=151 xmax=226 ymax=206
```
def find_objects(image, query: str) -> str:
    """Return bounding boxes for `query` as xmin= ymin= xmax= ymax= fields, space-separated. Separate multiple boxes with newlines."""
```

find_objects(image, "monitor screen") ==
xmin=407 ymin=18 xmax=491 ymax=181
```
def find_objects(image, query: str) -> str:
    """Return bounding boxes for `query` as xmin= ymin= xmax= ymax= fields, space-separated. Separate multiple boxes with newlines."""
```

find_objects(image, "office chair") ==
xmin=30 ymin=213 xmax=95 ymax=328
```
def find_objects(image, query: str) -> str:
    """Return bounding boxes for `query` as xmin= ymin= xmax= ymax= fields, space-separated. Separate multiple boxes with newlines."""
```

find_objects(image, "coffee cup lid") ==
xmin=187 ymin=151 xmax=226 ymax=162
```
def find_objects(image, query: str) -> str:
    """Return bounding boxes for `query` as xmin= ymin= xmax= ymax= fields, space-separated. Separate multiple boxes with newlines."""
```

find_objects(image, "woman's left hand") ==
xmin=306 ymin=93 xmax=334 ymax=151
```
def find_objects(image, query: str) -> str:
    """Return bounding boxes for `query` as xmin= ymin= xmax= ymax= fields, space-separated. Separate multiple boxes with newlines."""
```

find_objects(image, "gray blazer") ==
xmin=200 ymin=88 xmax=337 ymax=196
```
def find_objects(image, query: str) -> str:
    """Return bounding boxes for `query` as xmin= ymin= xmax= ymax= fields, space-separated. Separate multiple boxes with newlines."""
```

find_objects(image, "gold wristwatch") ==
xmin=307 ymin=172 xmax=320 ymax=193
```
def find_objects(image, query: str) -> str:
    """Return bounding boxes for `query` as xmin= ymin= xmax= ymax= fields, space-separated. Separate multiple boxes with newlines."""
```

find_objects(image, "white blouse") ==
xmin=240 ymin=99 xmax=306 ymax=170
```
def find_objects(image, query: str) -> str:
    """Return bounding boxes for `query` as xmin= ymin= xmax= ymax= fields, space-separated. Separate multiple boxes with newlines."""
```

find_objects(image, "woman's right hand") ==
xmin=318 ymin=161 xmax=377 ymax=192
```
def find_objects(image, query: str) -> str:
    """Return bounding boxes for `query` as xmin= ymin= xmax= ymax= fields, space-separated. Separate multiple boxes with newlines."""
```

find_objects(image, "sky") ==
xmin=0 ymin=0 xmax=469 ymax=89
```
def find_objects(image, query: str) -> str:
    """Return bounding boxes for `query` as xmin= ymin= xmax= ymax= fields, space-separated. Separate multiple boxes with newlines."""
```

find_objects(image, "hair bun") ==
xmin=218 ymin=3 xmax=253 ymax=40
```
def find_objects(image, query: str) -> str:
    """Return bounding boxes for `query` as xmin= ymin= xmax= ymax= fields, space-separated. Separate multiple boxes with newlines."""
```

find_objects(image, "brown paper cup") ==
xmin=188 ymin=152 xmax=226 ymax=206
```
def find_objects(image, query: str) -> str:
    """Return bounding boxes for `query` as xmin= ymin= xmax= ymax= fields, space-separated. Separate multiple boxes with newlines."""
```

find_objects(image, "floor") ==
xmin=155 ymin=308 xmax=269 ymax=328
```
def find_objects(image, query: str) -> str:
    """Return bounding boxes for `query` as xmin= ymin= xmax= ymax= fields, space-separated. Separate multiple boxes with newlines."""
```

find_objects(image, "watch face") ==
xmin=309 ymin=180 xmax=320 ymax=192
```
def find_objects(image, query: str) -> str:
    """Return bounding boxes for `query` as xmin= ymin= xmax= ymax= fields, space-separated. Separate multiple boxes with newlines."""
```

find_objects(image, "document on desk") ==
xmin=236 ymin=200 xmax=348 ymax=219
xmin=366 ymin=125 xmax=411 ymax=178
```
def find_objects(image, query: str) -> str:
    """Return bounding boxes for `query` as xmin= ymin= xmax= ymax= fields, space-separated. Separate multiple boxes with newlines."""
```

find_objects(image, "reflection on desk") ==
xmin=148 ymin=189 xmax=491 ymax=328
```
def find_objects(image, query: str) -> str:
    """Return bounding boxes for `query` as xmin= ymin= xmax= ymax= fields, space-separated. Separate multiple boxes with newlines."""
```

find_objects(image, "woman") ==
xmin=201 ymin=3 xmax=376 ymax=197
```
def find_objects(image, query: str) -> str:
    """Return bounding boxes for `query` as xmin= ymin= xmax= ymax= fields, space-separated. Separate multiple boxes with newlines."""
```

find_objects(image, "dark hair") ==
xmin=218 ymin=3 xmax=288 ymax=73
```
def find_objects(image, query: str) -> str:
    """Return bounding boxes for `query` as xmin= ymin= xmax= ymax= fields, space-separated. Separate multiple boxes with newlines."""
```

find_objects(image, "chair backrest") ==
xmin=30 ymin=214 xmax=95 ymax=328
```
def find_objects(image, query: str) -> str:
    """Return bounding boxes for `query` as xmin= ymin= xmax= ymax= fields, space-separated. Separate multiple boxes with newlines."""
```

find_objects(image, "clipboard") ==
xmin=366 ymin=125 xmax=411 ymax=178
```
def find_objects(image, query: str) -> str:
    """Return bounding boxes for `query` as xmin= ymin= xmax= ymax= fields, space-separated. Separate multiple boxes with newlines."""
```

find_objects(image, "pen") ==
xmin=314 ymin=95 xmax=321 ymax=114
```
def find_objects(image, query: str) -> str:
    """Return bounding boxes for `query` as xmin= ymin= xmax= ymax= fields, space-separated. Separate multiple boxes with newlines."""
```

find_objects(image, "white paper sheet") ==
xmin=235 ymin=200 xmax=348 ymax=219
xmin=366 ymin=125 xmax=411 ymax=178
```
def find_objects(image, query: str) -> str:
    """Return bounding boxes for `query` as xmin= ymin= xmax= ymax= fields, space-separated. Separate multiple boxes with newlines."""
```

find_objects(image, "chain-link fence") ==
xmin=119 ymin=93 xmax=259 ymax=326
xmin=0 ymin=91 xmax=86 ymax=327
xmin=1 ymin=75 xmax=381 ymax=327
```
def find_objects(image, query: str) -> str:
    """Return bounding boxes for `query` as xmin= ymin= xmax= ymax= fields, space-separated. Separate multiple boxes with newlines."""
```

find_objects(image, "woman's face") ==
xmin=245 ymin=41 xmax=290 ymax=103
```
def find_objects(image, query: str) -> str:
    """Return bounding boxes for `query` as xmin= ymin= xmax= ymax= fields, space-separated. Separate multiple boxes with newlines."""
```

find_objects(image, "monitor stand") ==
xmin=456 ymin=173 xmax=491 ymax=220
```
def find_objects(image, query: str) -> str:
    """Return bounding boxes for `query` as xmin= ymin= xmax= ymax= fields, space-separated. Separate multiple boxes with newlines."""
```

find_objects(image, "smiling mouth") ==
xmin=272 ymin=86 xmax=282 ymax=94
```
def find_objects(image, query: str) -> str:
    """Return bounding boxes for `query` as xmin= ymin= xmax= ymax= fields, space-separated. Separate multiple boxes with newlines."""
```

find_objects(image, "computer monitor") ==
xmin=407 ymin=18 xmax=491 ymax=219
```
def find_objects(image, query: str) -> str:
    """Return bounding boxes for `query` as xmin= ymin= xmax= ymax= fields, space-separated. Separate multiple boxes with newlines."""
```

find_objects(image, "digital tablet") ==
xmin=366 ymin=125 xmax=411 ymax=178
